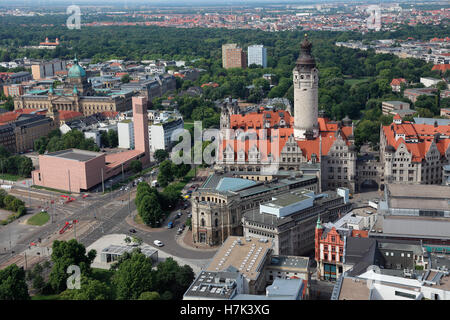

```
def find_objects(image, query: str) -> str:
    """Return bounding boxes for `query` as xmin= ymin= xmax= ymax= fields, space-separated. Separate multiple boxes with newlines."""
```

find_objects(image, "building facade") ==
xmin=191 ymin=172 xmax=319 ymax=246
xmin=222 ymin=44 xmax=246 ymax=69
xmin=248 ymin=45 xmax=267 ymax=68
xmin=14 ymin=57 xmax=131 ymax=116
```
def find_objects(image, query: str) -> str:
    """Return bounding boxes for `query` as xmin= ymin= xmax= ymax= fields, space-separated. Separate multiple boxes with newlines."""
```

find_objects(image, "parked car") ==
xmin=129 ymin=229 xmax=136 ymax=233
xmin=167 ymin=221 xmax=174 ymax=229
xmin=177 ymin=228 xmax=183 ymax=235
xmin=153 ymin=240 xmax=164 ymax=247
xmin=187 ymin=213 xmax=192 ymax=218
xmin=177 ymin=211 xmax=182 ymax=217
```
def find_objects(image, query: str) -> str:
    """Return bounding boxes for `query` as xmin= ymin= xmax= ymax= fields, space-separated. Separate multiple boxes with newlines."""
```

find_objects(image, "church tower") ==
xmin=293 ymin=35 xmax=319 ymax=140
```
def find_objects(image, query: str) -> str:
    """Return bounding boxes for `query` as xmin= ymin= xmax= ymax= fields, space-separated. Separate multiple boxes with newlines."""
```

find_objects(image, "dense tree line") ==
xmin=34 ymin=129 xmax=100 ymax=154
xmin=0 ymin=189 xmax=26 ymax=225
xmin=0 ymin=145 xmax=33 ymax=177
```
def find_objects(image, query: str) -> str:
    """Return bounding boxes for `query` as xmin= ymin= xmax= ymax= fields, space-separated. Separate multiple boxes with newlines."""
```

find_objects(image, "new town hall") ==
xmin=216 ymin=36 xmax=450 ymax=193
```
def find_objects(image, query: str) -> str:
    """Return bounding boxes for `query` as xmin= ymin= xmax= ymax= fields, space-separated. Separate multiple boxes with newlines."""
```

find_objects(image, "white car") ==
xmin=153 ymin=240 xmax=164 ymax=247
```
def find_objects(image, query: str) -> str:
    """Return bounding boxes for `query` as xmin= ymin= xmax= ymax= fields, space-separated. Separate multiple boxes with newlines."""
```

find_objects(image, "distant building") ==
xmin=0 ymin=113 xmax=57 ymax=154
xmin=31 ymin=60 xmax=67 ymax=80
xmin=390 ymin=78 xmax=407 ymax=92
xmin=248 ymin=45 xmax=267 ymax=68
xmin=381 ymin=101 xmax=413 ymax=116
xmin=118 ymin=119 xmax=134 ymax=149
xmin=403 ymin=88 xmax=437 ymax=103
xmin=222 ymin=44 xmax=246 ymax=69
xmin=420 ymin=77 xmax=441 ymax=88
xmin=3 ymin=84 xmax=24 ymax=97
xmin=441 ymin=108 xmax=450 ymax=118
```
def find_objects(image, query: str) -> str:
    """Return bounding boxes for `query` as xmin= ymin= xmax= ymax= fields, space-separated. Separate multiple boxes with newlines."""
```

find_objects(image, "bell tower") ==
xmin=293 ymin=35 xmax=319 ymax=140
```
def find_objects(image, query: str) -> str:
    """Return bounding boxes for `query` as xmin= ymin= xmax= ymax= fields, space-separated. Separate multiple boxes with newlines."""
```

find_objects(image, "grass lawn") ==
xmin=344 ymin=77 xmax=370 ymax=86
xmin=27 ymin=211 xmax=50 ymax=226
xmin=0 ymin=173 xmax=23 ymax=181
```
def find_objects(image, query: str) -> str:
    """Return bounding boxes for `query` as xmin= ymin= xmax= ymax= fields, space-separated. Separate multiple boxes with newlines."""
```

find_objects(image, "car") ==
xmin=167 ymin=221 xmax=174 ymax=229
xmin=174 ymin=214 xmax=180 ymax=220
xmin=177 ymin=228 xmax=183 ymax=235
xmin=129 ymin=228 xmax=136 ymax=233
xmin=177 ymin=211 xmax=182 ymax=217
xmin=187 ymin=213 xmax=192 ymax=218
xmin=153 ymin=240 xmax=164 ymax=247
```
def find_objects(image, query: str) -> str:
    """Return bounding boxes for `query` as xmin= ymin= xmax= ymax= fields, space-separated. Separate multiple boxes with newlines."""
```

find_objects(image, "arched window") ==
xmin=215 ymin=219 xmax=218 ymax=227
xmin=201 ymin=218 xmax=205 ymax=227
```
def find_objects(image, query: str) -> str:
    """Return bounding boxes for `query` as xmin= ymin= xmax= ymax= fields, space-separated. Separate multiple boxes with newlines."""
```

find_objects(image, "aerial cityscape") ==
xmin=0 ymin=0 xmax=449 ymax=309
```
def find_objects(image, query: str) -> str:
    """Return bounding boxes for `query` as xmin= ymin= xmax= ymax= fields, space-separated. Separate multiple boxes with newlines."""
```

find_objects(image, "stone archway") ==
xmin=360 ymin=179 xmax=379 ymax=192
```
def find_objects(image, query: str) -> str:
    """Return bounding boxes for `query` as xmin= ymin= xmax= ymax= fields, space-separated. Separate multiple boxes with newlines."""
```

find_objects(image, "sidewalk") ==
xmin=178 ymin=229 xmax=219 ymax=252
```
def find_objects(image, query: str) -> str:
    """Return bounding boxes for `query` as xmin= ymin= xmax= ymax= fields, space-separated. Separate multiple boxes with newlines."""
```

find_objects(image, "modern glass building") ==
xmin=247 ymin=45 xmax=267 ymax=68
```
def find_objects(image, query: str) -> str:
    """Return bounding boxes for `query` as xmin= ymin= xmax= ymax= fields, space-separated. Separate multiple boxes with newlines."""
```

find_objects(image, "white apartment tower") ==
xmin=118 ymin=120 xmax=134 ymax=149
xmin=247 ymin=45 xmax=267 ymax=68
xmin=293 ymin=35 xmax=319 ymax=140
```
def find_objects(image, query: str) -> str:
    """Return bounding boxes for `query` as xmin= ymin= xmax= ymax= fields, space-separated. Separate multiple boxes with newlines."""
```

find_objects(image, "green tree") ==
xmin=0 ymin=264 xmax=30 ymax=300
xmin=153 ymin=258 xmax=194 ymax=300
xmin=154 ymin=149 xmax=169 ymax=163
xmin=157 ymin=160 xmax=174 ymax=187
xmin=138 ymin=193 xmax=163 ymax=227
xmin=112 ymin=251 xmax=154 ymax=300
xmin=138 ymin=291 xmax=160 ymax=300
xmin=129 ymin=160 xmax=142 ymax=174
xmin=49 ymin=239 xmax=96 ymax=293
xmin=60 ymin=277 xmax=113 ymax=300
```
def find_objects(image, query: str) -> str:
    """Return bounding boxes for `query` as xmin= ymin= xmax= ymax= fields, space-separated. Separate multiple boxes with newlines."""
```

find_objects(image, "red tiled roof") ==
xmin=390 ymin=78 xmax=406 ymax=86
xmin=59 ymin=110 xmax=83 ymax=121
xmin=220 ymin=111 xmax=352 ymax=162
xmin=432 ymin=64 xmax=450 ymax=71
xmin=383 ymin=120 xmax=450 ymax=162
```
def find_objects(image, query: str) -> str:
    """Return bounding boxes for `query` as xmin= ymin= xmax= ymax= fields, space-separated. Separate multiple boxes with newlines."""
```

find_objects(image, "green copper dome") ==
xmin=68 ymin=56 xmax=86 ymax=78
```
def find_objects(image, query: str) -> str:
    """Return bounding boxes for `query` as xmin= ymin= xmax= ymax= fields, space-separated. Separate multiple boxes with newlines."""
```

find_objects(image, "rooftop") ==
xmin=268 ymin=255 xmax=309 ymax=271
xmin=184 ymin=270 xmax=240 ymax=300
xmin=47 ymin=149 xmax=102 ymax=162
xmin=101 ymin=244 xmax=157 ymax=258
xmin=206 ymin=236 xmax=272 ymax=280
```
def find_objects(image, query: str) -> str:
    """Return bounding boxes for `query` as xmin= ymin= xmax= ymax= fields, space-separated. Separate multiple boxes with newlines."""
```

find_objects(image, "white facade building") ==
xmin=248 ymin=45 xmax=267 ymax=68
xmin=118 ymin=120 xmax=134 ymax=149
xmin=149 ymin=118 xmax=184 ymax=152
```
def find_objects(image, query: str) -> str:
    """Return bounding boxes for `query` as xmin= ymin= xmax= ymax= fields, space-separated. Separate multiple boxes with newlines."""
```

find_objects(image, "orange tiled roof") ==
xmin=383 ymin=120 xmax=450 ymax=162
xmin=390 ymin=78 xmax=406 ymax=86
xmin=220 ymin=111 xmax=352 ymax=162
xmin=432 ymin=64 xmax=450 ymax=71
xmin=59 ymin=110 xmax=83 ymax=121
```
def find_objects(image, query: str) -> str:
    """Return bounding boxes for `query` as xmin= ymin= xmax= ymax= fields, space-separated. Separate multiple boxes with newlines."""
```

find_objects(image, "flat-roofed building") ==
xmin=372 ymin=183 xmax=450 ymax=246
xmin=183 ymin=269 xmax=244 ymax=300
xmin=31 ymin=60 xmax=67 ymax=80
xmin=381 ymin=101 xmax=412 ymax=116
xmin=243 ymin=189 xmax=351 ymax=256
xmin=118 ymin=119 xmax=134 ymax=149
xmin=206 ymin=236 xmax=273 ymax=294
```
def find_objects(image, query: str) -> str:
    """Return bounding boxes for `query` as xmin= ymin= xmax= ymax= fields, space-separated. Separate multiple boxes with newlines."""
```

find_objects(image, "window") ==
xmin=395 ymin=291 xmax=416 ymax=299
